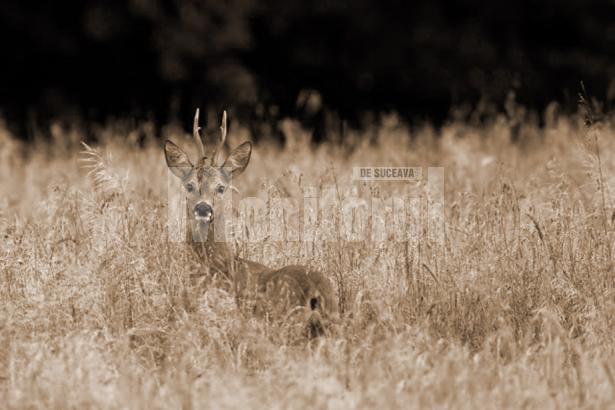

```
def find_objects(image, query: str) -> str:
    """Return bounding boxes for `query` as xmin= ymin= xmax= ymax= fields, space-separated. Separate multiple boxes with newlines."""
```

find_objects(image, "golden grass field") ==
xmin=0 ymin=110 xmax=614 ymax=409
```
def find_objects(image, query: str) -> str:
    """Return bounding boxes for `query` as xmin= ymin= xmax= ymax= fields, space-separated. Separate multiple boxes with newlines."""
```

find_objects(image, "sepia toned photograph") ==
xmin=0 ymin=0 xmax=614 ymax=408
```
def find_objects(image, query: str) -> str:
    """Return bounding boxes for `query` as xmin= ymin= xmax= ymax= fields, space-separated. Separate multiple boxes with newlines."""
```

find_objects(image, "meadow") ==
xmin=0 ymin=107 xmax=614 ymax=409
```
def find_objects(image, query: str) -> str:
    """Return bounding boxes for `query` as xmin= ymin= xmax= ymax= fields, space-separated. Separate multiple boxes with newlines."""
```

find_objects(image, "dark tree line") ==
xmin=0 ymin=0 xmax=613 ymax=138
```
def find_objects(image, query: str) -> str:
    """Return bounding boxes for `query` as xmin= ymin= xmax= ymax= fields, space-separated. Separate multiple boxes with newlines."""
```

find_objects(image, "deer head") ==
xmin=164 ymin=109 xmax=252 ymax=229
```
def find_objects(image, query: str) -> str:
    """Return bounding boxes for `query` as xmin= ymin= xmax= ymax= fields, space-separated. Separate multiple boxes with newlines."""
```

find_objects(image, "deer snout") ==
xmin=194 ymin=202 xmax=213 ymax=221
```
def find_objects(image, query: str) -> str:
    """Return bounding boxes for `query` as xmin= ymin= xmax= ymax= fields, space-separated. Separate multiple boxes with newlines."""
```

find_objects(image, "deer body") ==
xmin=166 ymin=109 xmax=337 ymax=336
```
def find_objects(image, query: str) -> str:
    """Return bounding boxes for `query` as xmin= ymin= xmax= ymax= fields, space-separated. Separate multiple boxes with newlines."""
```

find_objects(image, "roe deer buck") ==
xmin=164 ymin=109 xmax=338 ymax=337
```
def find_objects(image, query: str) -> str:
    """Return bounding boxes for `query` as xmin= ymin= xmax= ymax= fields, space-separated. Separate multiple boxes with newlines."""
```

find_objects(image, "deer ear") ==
xmin=164 ymin=140 xmax=193 ymax=179
xmin=222 ymin=141 xmax=252 ymax=177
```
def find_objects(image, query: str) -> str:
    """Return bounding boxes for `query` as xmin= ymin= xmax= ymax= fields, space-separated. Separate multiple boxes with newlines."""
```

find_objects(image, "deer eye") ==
xmin=216 ymin=184 xmax=225 ymax=194
xmin=186 ymin=183 xmax=195 ymax=193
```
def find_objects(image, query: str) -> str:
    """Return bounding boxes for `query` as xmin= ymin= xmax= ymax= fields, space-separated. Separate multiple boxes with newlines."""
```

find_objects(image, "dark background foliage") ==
xmin=1 ymin=0 xmax=614 ymax=137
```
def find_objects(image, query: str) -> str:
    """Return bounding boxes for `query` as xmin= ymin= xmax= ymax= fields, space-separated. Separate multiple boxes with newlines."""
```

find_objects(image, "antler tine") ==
xmin=193 ymin=108 xmax=206 ymax=160
xmin=211 ymin=110 xmax=227 ymax=165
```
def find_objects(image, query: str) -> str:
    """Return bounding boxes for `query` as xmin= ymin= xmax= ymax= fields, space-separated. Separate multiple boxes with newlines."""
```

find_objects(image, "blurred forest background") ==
xmin=0 ymin=0 xmax=614 ymax=139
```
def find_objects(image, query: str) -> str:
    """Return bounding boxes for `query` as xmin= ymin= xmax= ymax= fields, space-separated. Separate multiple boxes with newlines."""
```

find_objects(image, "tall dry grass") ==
xmin=0 ymin=111 xmax=614 ymax=409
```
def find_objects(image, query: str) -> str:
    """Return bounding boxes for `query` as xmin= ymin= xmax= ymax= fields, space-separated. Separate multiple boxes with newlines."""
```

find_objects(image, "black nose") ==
xmin=194 ymin=202 xmax=213 ymax=218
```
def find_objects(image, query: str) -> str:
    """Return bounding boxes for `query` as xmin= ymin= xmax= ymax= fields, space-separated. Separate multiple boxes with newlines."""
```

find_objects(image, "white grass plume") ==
xmin=79 ymin=142 xmax=128 ymax=199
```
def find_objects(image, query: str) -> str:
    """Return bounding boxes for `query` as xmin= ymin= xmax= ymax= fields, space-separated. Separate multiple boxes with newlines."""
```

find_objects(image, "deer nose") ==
xmin=194 ymin=202 xmax=213 ymax=220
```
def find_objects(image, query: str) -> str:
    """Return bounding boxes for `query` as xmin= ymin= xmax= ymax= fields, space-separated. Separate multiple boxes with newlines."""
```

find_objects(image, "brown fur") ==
xmin=165 ymin=110 xmax=338 ymax=336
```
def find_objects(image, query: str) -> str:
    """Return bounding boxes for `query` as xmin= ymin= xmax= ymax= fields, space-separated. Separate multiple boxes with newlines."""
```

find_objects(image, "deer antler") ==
xmin=193 ymin=108 xmax=206 ymax=161
xmin=210 ymin=110 xmax=227 ymax=165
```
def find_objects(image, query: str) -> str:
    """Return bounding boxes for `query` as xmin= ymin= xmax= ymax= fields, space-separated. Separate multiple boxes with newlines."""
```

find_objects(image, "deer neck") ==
xmin=185 ymin=206 xmax=235 ymax=278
